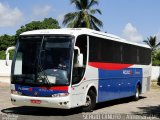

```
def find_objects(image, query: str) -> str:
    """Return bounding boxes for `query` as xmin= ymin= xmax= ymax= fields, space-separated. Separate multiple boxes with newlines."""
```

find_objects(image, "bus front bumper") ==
xmin=11 ymin=94 xmax=71 ymax=109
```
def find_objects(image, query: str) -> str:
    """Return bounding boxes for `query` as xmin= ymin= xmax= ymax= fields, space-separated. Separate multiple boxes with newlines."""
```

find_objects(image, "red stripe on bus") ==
xmin=88 ymin=62 xmax=133 ymax=70
xmin=40 ymin=86 xmax=68 ymax=91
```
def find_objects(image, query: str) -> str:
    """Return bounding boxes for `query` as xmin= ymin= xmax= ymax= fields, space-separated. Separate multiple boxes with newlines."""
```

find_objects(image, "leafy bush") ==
xmin=152 ymin=49 xmax=160 ymax=66
xmin=152 ymin=59 xmax=160 ymax=66
xmin=0 ymin=35 xmax=15 ymax=51
xmin=9 ymin=50 xmax=15 ymax=60
xmin=0 ymin=50 xmax=5 ymax=59
xmin=0 ymin=35 xmax=15 ymax=60
xmin=0 ymin=50 xmax=14 ymax=60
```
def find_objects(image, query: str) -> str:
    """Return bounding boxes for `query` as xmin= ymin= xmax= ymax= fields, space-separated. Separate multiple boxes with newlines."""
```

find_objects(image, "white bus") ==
xmin=8 ymin=28 xmax=151 ymax=112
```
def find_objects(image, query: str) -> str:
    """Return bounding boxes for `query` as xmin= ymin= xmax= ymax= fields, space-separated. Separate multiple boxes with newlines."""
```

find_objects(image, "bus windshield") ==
xmin=12 ymin=35 xmax=73 ymax=86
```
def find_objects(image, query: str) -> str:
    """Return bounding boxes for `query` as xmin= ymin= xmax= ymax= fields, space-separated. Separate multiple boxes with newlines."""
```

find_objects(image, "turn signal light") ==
xmin=11 ymin=90 xmax=22 ymax=95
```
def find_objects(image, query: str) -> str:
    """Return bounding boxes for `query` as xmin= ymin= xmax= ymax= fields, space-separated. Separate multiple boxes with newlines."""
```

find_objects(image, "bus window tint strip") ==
xmin=89 ymin=36 xmax=151 ymax=65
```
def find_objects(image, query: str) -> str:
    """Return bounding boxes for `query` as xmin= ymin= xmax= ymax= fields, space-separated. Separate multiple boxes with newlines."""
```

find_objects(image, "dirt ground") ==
xmin=0 ymin=82 xmax=160 ymax=120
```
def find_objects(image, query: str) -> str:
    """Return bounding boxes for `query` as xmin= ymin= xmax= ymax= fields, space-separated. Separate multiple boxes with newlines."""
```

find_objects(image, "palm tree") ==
xmin=143 ymin=36 xmax=160 ymax=52
xmin=63 ymin=0 xmax=103 ymax=31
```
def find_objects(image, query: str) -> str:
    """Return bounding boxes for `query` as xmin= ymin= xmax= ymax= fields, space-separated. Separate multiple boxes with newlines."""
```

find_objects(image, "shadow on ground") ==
xmin=132 ymin=105 xmax=160 ymax=118
xmin=1 ymin=107 xmax=82 ymax=116
xmin=1 ymin=107 xmax=84 ymax=120
xmin=1 ymin=96 xmax=146 ymax=116
xmin=95 ymin=96 xmax=146 ymax=110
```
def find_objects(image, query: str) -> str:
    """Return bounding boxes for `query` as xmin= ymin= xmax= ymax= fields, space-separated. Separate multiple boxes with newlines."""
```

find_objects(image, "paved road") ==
xmin=0 ymin=82 xmax=160 ymax=120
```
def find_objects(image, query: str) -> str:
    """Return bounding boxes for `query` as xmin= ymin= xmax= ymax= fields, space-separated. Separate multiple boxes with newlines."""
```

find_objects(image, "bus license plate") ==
xmin=30 ymin=100 xmax=41 ymax=104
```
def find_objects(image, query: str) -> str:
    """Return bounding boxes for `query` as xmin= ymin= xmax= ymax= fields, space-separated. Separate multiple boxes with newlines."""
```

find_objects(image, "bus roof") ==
xmin=20 ymin=28 xmax=150 ymax=49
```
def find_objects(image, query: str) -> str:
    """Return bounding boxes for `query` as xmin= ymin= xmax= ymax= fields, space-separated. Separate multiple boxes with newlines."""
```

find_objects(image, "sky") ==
xmin=0 ymin=0 xmax=160 ymax=44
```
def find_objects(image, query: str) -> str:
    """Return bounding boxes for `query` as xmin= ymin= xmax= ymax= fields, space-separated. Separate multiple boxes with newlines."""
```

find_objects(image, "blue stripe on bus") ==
xmin=98 ymin=68 xmax=142 ymax=102
xmin=15 ymin=84 xmax=68 ymax=97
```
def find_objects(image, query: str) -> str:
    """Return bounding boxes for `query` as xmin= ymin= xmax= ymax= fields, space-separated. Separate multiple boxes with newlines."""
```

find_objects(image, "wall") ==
xmin=0 ymin=60 xmax=12 ymax=76
xmin=151 ymin=66 xmax=160 ymax=80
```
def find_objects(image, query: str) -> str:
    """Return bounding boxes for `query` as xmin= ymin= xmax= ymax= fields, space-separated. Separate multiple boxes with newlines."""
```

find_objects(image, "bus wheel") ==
xmin=134 ymin=85 xmax=140 ymax=101
xmin=82 ymin=90 xmax=96 ymax=112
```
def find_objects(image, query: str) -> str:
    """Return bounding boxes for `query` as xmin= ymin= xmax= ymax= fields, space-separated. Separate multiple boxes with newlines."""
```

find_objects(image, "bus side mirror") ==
xmin=5 ymin=46 xmax=15 ymax=66
xmin=77 ymin=53 xmax=83 ymax=67
xmin=74 ymin=46 xmax=83 ymax=67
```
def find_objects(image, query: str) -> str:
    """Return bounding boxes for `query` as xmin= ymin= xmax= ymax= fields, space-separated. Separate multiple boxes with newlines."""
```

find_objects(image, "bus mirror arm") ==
xmin=5 ymin=46 xmax=15 ymax=66
xmin=74 ymin=46 xmax=83 ymax=67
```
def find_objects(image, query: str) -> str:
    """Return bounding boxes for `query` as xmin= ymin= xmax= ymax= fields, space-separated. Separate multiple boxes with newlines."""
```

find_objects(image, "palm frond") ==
xmin=63 ymin=12 xmax=78 ymax=26
xmin=155 ymin=42 xmax=160 ymax=48
xmin=144 ymin=36 xmax=160 ymax=51
xmin=148 ymin=36 xmax=156 ymax=47
xmin=90 ymin=15 xmax=103 ymax=27
xmin=67 ymin=18 xmax=78 ymax=28
xmin=90 ymin=9 xmax=102 ymax=15
xmin=143 ymin=40 xmax=152 ymax=47
xmin=64 ymin=0 xmax=103 ymax=30
xmin=73 ymin=13 xmax=82 ymax=27
xmin=80 ymin=0 xmax=88 ymax=9
xmin=66 ymin=12 xmax=81 ymax=28
xmin=87 ymin=0 xmax=98 ymax=9
xmin=70 ymin=0 xmax=82 ymax=10
xmin=90 ymin=19 xmax=100 ymax=31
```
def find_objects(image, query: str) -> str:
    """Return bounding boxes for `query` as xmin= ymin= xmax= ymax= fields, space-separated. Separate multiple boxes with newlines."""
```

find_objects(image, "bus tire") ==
xmin=82 ymin=90 xmax=96 ymax=112
xmin=133 ymin=84 xmax=140 ymax=101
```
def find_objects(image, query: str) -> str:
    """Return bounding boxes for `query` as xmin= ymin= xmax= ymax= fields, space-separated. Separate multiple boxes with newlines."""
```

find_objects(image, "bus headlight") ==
xmin=11 ymin=90 xmax=22 ymax=95
xmin=52 ymin=93 xmax=69 ymax=97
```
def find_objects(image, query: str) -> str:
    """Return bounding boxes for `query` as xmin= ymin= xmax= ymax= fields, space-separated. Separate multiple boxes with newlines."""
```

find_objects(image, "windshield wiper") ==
xmin=37 ymin=36 xmax=51 ymax=86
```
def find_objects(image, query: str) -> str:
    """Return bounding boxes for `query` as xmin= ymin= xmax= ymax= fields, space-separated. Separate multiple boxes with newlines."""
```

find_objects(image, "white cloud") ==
xmin=33 ymin=5 xmax=52 ymax=17
xmin=122 ymin=23 xmax=143 ymax=43
xmin=0 ymin=2 xmax=23 ymax=27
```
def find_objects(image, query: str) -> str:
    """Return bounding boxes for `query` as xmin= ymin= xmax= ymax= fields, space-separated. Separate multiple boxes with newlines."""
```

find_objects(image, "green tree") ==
xmin=63 ymin=0 xmax=103 ymax=31
xmin=144 ymin=36 xmax=160 ymax=66
xmin=0 ymin=35 xmax=15 ymax=59
xmin=0 ymin=50 xmax=6 ymax=60
xmin=0 ymin=35 xmax=15 ymax=51
xmin=152 ymin=50 xmax=160 ymax=66
xmin=16 ymin=17 xmax=60 ymax=38
xmin=0 ymin=17 xmax=60 ymax=60
xmin=143 ymin=36 xmax=160 ymax=52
